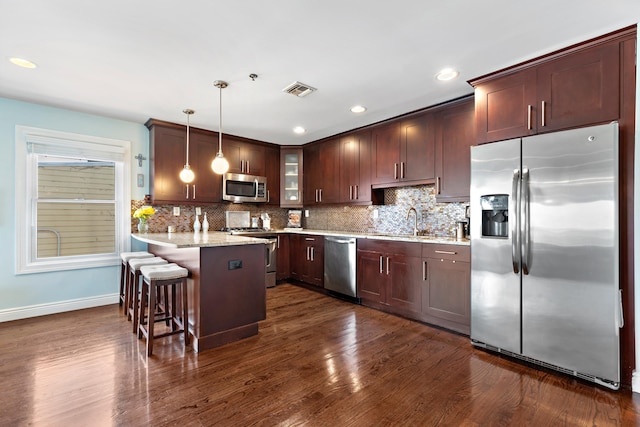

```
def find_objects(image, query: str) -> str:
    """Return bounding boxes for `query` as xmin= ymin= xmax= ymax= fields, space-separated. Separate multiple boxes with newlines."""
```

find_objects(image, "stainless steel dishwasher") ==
xmin=324 ymin=236 xmax=357 ymax=298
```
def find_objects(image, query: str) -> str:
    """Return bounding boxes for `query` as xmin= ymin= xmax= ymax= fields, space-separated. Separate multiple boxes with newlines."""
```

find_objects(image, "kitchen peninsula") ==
xmin=132 ymin=232 xmax=268 ymax=352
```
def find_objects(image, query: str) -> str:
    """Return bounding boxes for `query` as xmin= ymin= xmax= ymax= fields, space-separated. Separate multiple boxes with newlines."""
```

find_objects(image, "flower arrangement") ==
xmin=133 ymin=206 xmax=155 ymax=220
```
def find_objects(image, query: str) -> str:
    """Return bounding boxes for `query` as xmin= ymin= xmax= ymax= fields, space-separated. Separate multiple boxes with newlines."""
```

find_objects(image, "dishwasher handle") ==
xmin=325 ymin=237 xmax=356 ymax=245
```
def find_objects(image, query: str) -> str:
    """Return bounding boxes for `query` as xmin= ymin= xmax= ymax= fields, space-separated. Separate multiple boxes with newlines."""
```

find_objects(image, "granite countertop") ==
xmin=276 ymin=229 xmax=470 ymax=246
xmin=132 ymin=232 xmax=269 ymax=248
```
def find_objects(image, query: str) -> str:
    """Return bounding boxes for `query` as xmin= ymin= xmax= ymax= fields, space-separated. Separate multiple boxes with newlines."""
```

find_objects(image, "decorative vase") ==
xmin=202 ymin=212 xmax=209 ymax=232
xmin=137 ymin=218 xmax=148 ymax=234
xmin=193 ymin=214 xmax=201 ymax=232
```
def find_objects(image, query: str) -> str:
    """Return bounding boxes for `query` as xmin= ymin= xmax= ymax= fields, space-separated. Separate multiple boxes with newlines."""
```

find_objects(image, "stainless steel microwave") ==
xmin=223 ymin=173 xmax=268 ymax=203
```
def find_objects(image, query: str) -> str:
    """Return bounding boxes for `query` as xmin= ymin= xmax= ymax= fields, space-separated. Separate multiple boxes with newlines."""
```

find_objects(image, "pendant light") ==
xmin=179 ymin=109 xmax=196 ymax=183
xmin=211 ymin=80 xmax=230 ymax=174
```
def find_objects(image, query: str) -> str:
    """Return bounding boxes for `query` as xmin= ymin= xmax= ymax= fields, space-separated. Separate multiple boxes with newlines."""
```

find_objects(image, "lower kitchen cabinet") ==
xmin=276 ymin=234 xmax=290 ymax=281
xmin=290 ymin=234 xmax=324 ymax=287
xmin=356 ymin=239 xmax=422 ymax=315
xmin=420 ymin=243 xmax=471 ymax=334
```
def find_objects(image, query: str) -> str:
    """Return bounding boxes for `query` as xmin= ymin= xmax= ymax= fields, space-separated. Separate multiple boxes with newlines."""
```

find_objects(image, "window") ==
xmin=16 ymin=126 xmax=131 ymax=274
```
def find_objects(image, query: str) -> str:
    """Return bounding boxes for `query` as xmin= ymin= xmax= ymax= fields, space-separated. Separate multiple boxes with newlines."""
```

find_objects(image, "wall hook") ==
xmin=135 ymin=153 xmax=146 ymax=167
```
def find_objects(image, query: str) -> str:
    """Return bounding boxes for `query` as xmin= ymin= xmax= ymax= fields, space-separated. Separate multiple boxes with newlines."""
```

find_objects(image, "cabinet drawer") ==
xmin=422 ymin=244 xmax=470 ymax=262
xmin=357 ymin=239 xmax=421 ymax=257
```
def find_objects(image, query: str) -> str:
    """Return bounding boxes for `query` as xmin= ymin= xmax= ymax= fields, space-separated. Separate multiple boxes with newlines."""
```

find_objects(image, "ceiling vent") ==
xmin=282 ymin=81 xmax=317 ymax=98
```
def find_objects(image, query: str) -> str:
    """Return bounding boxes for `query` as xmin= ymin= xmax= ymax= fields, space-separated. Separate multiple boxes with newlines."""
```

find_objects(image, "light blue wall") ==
xmin=0 ymin=97 xmax=149 ymax=314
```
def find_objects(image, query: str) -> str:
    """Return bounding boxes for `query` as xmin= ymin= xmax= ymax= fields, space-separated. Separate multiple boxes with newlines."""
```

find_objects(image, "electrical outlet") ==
xmin=173 ymin=207 xmax=180 ymax=216
xmin=196 ymin=207 xmax=202 ymax=215
xmin=304 ymin=210 xmax=309 ymax=218
xmin=372 ymin=209 xmax=378 ymax=219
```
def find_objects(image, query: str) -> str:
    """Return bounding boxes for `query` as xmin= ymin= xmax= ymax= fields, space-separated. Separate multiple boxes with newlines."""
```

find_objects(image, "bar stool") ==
xmin=138 ymin=263 xmax=189 ymax=356
xmin=119 ymin=251 xmax=154 ymax=312
xmin=128 ymin=256 xmax=168 ymax=333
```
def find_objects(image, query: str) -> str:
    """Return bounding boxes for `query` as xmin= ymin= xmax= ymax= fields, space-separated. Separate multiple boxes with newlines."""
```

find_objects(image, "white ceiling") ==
xmin=1 ymin=1 xmax=639 ymax=145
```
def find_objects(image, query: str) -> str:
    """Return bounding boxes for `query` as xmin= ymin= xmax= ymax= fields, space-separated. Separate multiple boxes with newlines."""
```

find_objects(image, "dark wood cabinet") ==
xmin=420 ymin=244 xmax=470 ymax=335
xmin=264 ymin=145 xmax=280 ymax=205
xmin=434 ymin=97 xmax=475 ymax=202
xmin=304 ymin=138 xmax=340 ymax=205
xmin=356 ymin=239 xmax=422 ymax=315
xmin=224 ymin=137 xmax=266 ymax=176
xmin=280 ymin=148 xmax=303 ymax=208
xmin=289 ymin=234 xmax=324 ymax=287
xmin=370 ymin=112 xmax=436 ymax=188
xmin=473 ymin=38 xmax=621 ymax=144
xmin=339 ymin=130 xmax=372 ymax=204
xmin=146 ymin=119 xmax=222 ymax=204
xmin=276 ymin=234 xmax=290 ymax=281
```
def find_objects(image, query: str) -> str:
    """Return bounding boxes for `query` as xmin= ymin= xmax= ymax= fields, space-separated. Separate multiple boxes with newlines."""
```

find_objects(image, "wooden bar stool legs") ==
xmin=119 ymin=252 xmax=153 ymax=313
xmin=138 ymin=263 xmax=189 ymax=356
xmin=128 ymin=257 xmax=168 ymax=333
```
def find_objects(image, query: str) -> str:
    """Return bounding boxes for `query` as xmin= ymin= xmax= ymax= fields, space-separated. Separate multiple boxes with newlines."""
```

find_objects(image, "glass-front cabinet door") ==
xmin=280 ymin=148 xmax=303 ymax=208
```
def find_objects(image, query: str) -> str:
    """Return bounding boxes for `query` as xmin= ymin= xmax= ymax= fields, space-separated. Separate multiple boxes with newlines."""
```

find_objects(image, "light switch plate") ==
xmin=173 ymin=207 xmax=180 ymax=216
xmin=372 ymin=209 xmax=379 ymax=219
xmin=304 ymin=210 xmax=309 ymax=218
xmin=136 ymin=174 xmax=144 ymax=187
xmin=196 ymin=207 xmax=202 ymax=215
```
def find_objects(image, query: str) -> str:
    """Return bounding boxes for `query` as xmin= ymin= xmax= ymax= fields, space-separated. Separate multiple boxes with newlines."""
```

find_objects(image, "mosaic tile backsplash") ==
xmin=132 ymin=184 xmax=468 ymax=238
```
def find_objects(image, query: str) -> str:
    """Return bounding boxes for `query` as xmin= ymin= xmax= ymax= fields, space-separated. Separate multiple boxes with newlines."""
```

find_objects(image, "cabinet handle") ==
xmin=434 ymin=250 xmax=456 ymax=255
xmin=394 ymin=163 xmax=398 ymax=180
xmin=277 ymin=236 xmax=280 ymax=249
xmin=527 ymin=105 xmax=533 ymax=130
xmin=306 ymin=246 xmax=310 ymax=261
xmin=315 ymin=189 xmax=318 ymax=203
xmin=436 ymin=176 xmax=441 ymax=195
xmin=319 ymin=189 xmax=322 ymax=202
xmin=423 ymin=261 xmax=427 ymax=281
xmin=185 ymin=184 xmax=190 ymax=199
xmin=246 ymin=160 xmax=250 ymax=174
xmin=267 ymin=190 xmax=270 ymax=203
xmin=241 ymin=160 xmax=245 ymax=173
xmin=349 ymin=185 xmax=353 ymax=200
xmin=193 ymin=185 xmax=196 ymax=199
xmin=310 ymin=246 xmax=314 ymax=261
xmin=305 ymin=237 xmax=315 ymax=241
xmin=386 ymin=257 xmax=390 ymax=275
xmin=401 ymin=162 xmax=405 ymax=179
xmin=541 ymin=101 xmax=546 ymax=127
xmin=379 ymin=255 xmax=384 ymax=274
xmin=355 ymin=185 xmax=359 ymax=200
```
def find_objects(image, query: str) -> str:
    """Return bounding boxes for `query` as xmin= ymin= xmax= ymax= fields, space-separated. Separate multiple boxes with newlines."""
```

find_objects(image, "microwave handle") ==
xmin=254 ymin=178 xmax=259 ymax=200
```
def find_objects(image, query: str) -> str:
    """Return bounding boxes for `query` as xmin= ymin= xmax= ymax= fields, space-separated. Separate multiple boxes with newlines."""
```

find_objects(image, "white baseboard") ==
xmin=0 ymin=294 xmax=119 ymax=323
xmin=633 ymin=371 xmax=640 ymax=394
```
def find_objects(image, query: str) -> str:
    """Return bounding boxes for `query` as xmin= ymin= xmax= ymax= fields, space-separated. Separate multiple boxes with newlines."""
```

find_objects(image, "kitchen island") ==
xmin=132 ymin=232 xmax=268 ymax=352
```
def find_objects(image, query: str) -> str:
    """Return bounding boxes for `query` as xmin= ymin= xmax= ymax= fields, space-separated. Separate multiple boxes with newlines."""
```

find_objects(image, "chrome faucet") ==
xmin=407 ymin=207 xmax=418 ymax=236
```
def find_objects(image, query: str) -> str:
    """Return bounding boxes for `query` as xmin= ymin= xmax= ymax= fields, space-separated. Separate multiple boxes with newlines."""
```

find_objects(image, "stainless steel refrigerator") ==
xmin=469 ymin=122 xmax=622 ymax=389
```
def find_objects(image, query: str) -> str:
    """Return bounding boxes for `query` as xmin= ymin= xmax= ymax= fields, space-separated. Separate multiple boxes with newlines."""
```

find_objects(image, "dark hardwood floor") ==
xmin=1 ymin=283 xmax=639 ymax=426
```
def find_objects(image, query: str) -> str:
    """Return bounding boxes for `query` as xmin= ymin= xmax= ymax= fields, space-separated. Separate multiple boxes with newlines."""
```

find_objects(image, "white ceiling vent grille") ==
xmin=282 ymin=81 xmax=317 ymax=98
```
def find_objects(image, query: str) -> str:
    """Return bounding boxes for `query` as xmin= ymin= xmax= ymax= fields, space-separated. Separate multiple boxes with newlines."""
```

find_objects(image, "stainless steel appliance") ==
xmin=223 ymin=173 xmax=267 ymax=203
xmin=470 ymin=122 xmax=622 ymax=389
xmin=324 ymin=236 xmax=357 ymax=299
xmin=224 ymin=211 xmax=277 ymax=287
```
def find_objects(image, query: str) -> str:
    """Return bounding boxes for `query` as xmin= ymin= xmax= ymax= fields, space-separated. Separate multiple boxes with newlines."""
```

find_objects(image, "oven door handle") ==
xmin=266 ymin=240 xmax=277 ymax=269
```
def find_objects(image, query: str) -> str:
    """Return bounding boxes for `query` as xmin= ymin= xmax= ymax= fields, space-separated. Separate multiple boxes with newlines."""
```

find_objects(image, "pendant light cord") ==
xmin=218 ymin=84 xmax=223 ymax=156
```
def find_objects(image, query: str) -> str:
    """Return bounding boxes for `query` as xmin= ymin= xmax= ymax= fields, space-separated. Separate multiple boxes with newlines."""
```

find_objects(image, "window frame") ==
xmin=15 ymin=126 xmax=131 ymax=274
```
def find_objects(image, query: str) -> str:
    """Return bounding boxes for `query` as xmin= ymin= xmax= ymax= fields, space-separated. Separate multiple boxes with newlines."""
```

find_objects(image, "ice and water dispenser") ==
xmin=480 ymin=195 xmax=509 ymax=238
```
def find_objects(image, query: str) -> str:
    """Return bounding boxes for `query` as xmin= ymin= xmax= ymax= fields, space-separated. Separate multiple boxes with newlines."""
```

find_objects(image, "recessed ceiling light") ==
xmin=293 ymin=126 xmax=306 ymax=134
xmin=435 ymin=68 xmax=459 ymax=81
xmin=9 ymin=57 xmax=37 ymax=69
xmin=350 ymin=105 xmax=367 ymax=113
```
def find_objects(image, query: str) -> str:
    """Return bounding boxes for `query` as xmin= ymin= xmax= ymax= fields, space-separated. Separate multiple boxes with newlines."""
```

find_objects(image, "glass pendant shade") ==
xmin=179 ymin=165 xmax=195 ymax=182
xmin=211 ymin=153 xmax=229 ymax=174
xmin=180 ymin=108 xmax=195 ymax=183
xmin=211 ymin=80 xmax=229 ymax=175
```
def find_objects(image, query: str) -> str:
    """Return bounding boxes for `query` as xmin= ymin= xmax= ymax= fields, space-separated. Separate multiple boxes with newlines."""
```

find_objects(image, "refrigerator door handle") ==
xmin=511 ymin=169 xmax=521 ymax=274
xmin=521 ymin=167 xmax=531 ymax=275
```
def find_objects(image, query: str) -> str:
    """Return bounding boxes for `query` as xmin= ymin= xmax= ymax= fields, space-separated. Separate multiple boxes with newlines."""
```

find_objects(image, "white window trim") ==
xmin=15 ymin=125 xmax=131 ymax=274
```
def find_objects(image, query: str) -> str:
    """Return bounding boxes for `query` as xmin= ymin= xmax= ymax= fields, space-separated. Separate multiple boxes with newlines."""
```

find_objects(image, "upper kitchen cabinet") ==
xmin=146 ymin=119 xmax=222 ymax=205
xmin=264 ymin=145 xmax=280 ymax=206
xmin=472 ymin=29 xmax=627 ymax=144
xmin=223 ymin=136 xmax=266 ymax=176
xmin=303 ymin=138 xmax=341 ymax=205
xmin=370 ymin=111 xmax=436 ymax=188
xmin=340 ymin=130 xmax=372 ymax=204
xmin=434 ymin=97 xmax=475 ymax=202
xmin=280 ymin=147 xmax=303 ymax=208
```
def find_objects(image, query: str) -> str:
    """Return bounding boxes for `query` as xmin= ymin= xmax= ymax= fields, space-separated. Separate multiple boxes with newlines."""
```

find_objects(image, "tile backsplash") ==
xmin=132 ymin=184 xmax=468 ymax=237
